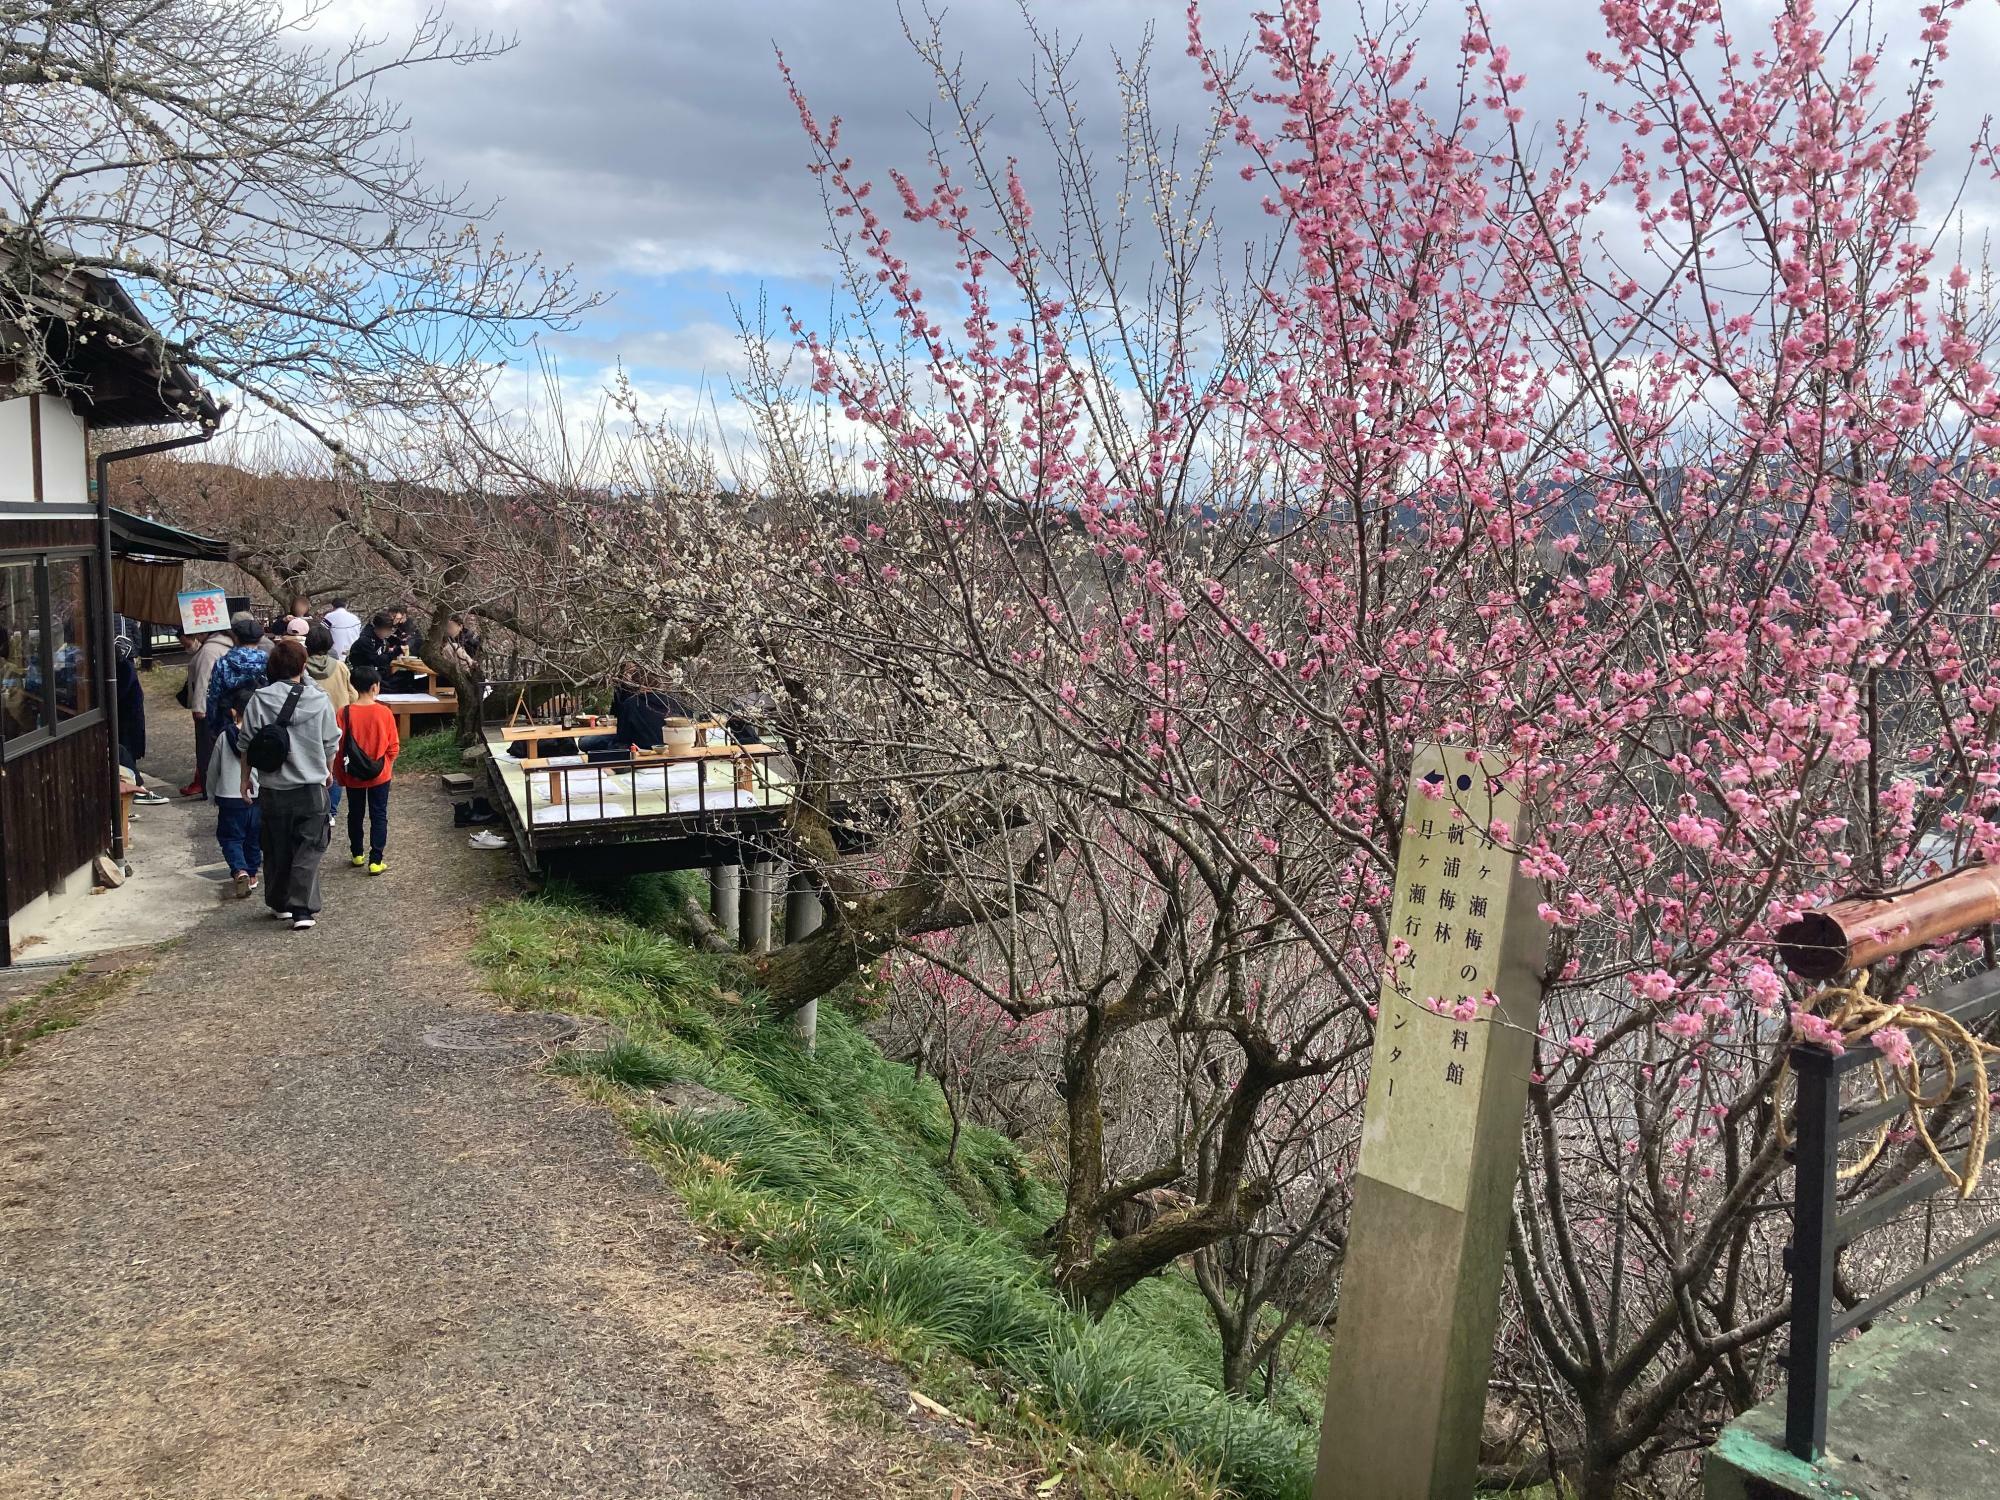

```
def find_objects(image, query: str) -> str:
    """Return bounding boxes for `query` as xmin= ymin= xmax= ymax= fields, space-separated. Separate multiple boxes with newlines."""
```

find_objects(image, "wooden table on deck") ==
xmin=377 ymin=691 xmax=458 ymax=740
xmin=498 ymin=721 xmax=776 ymax=807
xmin=392 ymin=656 xmax=450 ymax=693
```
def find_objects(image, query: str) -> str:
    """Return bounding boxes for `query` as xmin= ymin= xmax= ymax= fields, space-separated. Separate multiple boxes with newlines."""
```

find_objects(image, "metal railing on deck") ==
xmin=1784 ymin=965 xmax=2000 ymax=1460
xmin=522 ymin=746 xmax=784 ymax=825
xmin=480 ymin=676 xmax=591 ymax=728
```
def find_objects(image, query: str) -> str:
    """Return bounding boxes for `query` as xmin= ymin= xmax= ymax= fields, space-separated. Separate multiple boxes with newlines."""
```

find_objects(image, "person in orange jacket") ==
xmin=334 ymin=665 xmax=401 ymax=874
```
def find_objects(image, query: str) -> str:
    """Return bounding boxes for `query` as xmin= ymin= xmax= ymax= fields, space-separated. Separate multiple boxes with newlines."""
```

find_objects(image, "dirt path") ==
xmin=0 ymin=755 xmax=1028 ymax=1499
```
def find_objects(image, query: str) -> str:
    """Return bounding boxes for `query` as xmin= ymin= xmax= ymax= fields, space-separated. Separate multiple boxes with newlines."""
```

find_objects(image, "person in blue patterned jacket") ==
xmin=205 ymin=613 xmax=270 ymax=725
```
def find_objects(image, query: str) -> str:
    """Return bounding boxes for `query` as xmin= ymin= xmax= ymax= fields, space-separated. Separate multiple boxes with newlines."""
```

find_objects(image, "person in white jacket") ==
xmin=322 ymin=598 xmax=363 ymax=659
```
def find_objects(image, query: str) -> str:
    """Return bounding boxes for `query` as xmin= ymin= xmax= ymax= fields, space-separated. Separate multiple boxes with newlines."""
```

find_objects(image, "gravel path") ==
xmin=0 ymin=756 xmax=1028 ymax=1499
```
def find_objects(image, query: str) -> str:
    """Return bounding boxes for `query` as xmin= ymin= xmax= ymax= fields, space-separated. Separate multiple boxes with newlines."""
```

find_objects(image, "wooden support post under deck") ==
xmin=740 ymin=859 xmax=775 ymax=956
xmin=709 ymin=864 xmax=740 ymax=944
xmin=784 ymin=870 xmax=824 ymax=1051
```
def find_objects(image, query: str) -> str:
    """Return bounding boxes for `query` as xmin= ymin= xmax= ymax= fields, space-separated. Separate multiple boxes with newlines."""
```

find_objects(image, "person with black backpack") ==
xmin=241 ymin=638 xmax=341 ymax=930
xmin=333 ymin=665 xmax=400 ymax=874
xmin=208 ymin=685 xmax=262 ymax=900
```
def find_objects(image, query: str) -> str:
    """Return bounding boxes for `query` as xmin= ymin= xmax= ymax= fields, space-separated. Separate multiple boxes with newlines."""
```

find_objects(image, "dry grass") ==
xmin=0 ymin=956 xmax=151 ymax=1069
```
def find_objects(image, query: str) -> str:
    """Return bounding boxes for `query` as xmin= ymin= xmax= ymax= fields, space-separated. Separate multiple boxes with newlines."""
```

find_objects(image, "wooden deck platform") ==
xmin=1705 ymin=1253 xmax=2000 ymax=1498
xmin=479 ymin=726 xmax=797 ymax=877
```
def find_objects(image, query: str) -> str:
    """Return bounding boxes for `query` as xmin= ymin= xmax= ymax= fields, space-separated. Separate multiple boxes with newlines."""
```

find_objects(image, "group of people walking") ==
xmin=179 ymin=597 xmax=425 ymax=930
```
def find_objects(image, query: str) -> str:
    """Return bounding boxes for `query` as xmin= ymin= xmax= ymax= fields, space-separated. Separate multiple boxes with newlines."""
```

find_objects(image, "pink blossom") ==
xmin=1792 ymin=1013 xmax=1848 ymax=1057
xmin=1658 ymin=1011 xmax=1706 ymax=1043
xmin=1872 ymin=1025 xmax=1915 ymax=1071
xmin=1744 ymin=963 xmax=1786 ymax=1015
xmin=1633 ymin=970 xmax=1678 ymax=1003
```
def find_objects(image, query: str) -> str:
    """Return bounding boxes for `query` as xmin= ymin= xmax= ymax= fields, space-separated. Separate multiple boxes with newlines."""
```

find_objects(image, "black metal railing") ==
xmin=521 ymin=746 xmax=785 ymax=825
xmin=1785 ymin=966 xmax=2000 ymax=1459
xmin=480 ymin=676 xmax=593 ymax=728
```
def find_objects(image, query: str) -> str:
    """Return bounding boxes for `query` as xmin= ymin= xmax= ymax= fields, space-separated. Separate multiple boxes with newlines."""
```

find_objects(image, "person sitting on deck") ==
xmin=436 ymin=613 xmax=479 ymax=685
xmin=345 ymin=610 xmax=401 ymax=681
xmin=205 ymin=613 xmax=270 ymax=727
xmin=720 ymin=689 xmax=776 ymax=747
xmin=578 ymin=671 xmax=693 ymax=762
xmin=615 ymin=682 xmax=690 ymax=750
xmin=385 ymin=607 xmax=426 ymax=692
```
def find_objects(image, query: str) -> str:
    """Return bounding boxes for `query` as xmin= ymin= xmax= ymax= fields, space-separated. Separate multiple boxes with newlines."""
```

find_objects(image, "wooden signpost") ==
xmin=1314 ymin=745 xmax=1548 ymax=1500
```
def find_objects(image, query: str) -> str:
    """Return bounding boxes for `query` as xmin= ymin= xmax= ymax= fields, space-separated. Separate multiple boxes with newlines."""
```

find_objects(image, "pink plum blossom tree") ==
xmin=720 ymin=2 xmax=2000 ymax=1490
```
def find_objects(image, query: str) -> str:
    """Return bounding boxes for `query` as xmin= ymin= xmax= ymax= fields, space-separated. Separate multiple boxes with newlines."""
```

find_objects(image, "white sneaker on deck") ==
xmin=291 ymin=915 xmax=316 ymax=930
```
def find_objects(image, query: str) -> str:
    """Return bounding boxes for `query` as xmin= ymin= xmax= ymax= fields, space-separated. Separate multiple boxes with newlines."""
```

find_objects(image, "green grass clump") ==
xmin=475 ymin=888 xmax=1320 ymax=1500
xmin=551 ymin=1035 xmax=686 ymax=1089
xmin=395 ymin=726 xmax=465 ymax=774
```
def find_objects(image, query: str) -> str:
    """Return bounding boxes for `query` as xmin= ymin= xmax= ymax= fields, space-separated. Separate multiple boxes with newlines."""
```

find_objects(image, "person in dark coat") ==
xmin=345 ymin=610 xmax=401 ymax=680
xmin=579 ymin=668 xmax=691 ymax=762
xmin=614 ymin=687 xmax=686 ymax=750
xmin=386 ymin=607 xmax=427 ymax=692
xmin=114 ymin=635 xmax=165 ymax=802
xmin=390 ymin=606 xmax=425 ymax=661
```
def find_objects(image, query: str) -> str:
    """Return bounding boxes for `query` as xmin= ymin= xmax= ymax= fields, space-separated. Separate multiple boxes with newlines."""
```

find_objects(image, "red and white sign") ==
xmin=177 ymin=588 xmax=228 ymax=636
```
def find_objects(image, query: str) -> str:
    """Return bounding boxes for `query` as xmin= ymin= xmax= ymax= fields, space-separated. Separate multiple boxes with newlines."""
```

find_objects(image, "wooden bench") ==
xmin=377 ymin=691 xmax=459 ymax=741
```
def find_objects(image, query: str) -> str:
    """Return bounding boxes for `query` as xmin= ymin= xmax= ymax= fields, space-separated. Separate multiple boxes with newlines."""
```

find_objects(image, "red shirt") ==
xmin=333 ymin=700 xmax=401 ymax=788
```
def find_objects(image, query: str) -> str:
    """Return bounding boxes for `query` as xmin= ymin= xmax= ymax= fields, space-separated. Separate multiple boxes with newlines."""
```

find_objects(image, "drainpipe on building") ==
xmin=94 ymin=427 xmax=217 ymax=864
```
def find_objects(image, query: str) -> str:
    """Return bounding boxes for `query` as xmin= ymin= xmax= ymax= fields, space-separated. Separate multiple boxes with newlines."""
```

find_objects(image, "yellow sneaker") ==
xmin=350 ymin=853 xmax=366 ymax=868
xmin=368 ymin=860 xmax=387 ymax=876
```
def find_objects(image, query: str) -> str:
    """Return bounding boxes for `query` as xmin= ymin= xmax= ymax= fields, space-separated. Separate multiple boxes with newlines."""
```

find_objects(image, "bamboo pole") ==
xmin=1776 ymin=865 xmax=2000 ymax=978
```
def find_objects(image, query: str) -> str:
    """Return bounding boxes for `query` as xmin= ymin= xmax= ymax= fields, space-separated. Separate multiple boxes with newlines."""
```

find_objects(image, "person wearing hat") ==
xmin=115 ymin=635 xmax=167 ymax=804
xmin=205 ymin=613 xmax=270 ymax=729
xmin=181 ymin=626 xmax=233 ymax=799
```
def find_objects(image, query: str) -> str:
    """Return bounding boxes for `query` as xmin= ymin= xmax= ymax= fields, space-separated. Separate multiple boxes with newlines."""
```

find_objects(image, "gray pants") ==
xmin=260 ymin=783 xmax=329 ymax=917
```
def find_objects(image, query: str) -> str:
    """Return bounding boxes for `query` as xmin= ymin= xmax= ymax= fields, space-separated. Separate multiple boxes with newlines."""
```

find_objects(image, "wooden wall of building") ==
xmin=0 ymin=719 xmax=112 ymax=919
xmin=1 ymin=516 xmax=98 ymax=548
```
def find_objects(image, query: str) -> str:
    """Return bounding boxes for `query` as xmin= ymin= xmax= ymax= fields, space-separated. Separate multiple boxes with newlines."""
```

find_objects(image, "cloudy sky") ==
xmin=321 ymin=0 xmax=2000 ymax=437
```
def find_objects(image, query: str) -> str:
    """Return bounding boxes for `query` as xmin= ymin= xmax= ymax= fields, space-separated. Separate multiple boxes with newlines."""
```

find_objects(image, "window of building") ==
xmin=0 ymin=551 xmax=101 ymax=755
xmin=0 ymin=560 xmax=42 ymax=742
xmin=46 ymin=555 xmax=94 ymax=720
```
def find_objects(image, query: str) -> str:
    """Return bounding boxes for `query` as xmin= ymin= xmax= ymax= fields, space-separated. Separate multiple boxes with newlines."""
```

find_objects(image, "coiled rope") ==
xmin=1775 ymin=974 xmax=2000 ymax=1198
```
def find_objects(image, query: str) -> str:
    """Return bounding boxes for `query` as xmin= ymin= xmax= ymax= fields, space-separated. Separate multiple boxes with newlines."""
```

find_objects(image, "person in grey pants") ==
xmin=242 ymin=637 xmax=342 ymax=930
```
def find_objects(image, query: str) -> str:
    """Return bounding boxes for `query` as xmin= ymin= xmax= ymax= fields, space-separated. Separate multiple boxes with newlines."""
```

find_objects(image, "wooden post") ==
xmin=784 ymin=869 xmax=824 ymax=1050
xmin=1314 ymin=745 xmax=1548 ymax=1500
xmin=1784 ymin=1046 xmax=1841 ymax=1461
xmin=709 ymin=863 xmax=740 ymax=945
xmin=740 ymin=858 xmax=775 ymax=956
